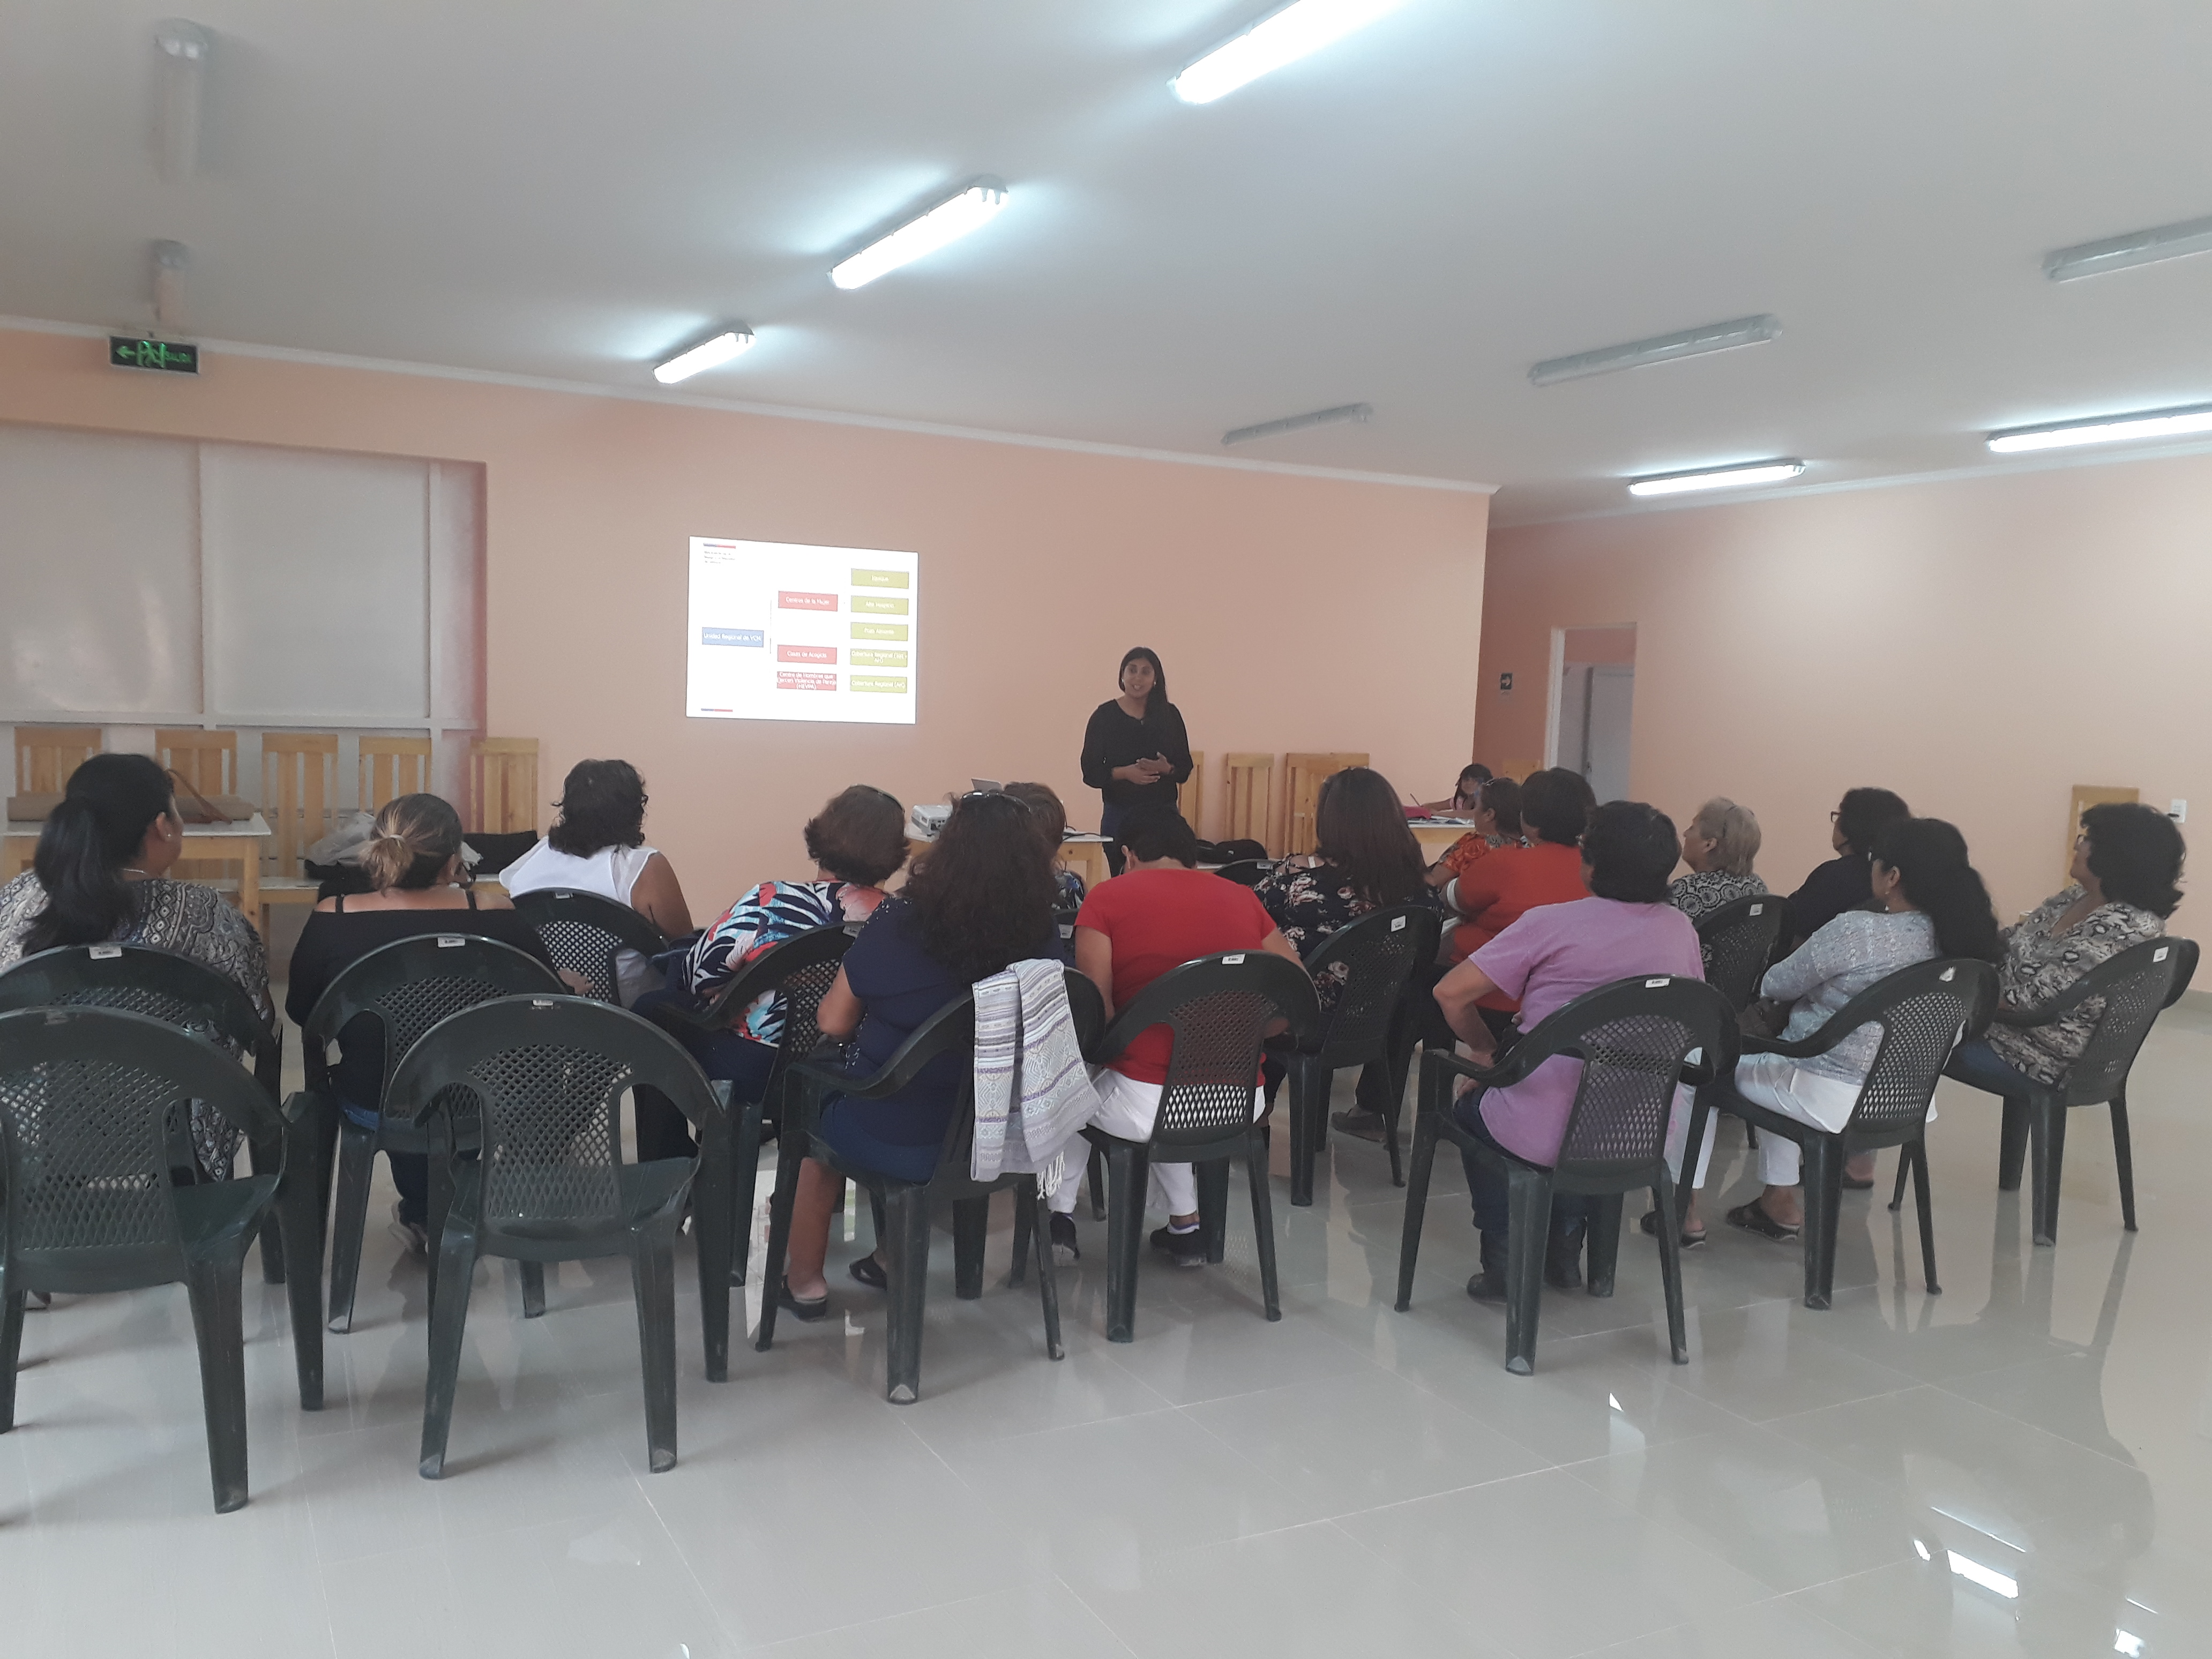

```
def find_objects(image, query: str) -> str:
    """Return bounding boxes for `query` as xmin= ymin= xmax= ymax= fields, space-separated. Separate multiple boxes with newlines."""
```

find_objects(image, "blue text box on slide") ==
xmin=702 ymin=628 xmax=765 ymax=647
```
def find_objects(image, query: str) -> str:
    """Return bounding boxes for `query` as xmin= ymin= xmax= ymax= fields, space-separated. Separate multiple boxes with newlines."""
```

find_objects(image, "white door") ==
xmin=1583 ymin=665 xmax=1634 ymax=801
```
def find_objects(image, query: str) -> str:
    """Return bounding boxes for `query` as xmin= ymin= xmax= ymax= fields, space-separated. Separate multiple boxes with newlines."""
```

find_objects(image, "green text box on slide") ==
xmin=850 ymin=569 xmax=909 ymax=589
xmin=851 ymin=594 xmax=909 ymax=615
xmin=849 ymin=676 xmax=909 ymax=694
xmin=850 ymin=648 xmax=909 ymax=668
xmin=851 ymin=621 xmax=909 ymax=641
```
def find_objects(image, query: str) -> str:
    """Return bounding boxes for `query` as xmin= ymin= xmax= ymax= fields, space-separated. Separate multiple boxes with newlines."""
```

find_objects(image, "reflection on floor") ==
xmin=5 ymin=1003 xmax=2210 ymax=1658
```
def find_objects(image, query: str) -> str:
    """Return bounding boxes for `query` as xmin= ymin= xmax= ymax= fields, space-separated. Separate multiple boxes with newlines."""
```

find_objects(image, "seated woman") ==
xmin=777 ymin=791 xmax=1063 ymax=1317
xmin=1952 ymin=801 xmax=2184 ymax=1097
xmin=1719 ymin=816 xmax=1998 ymax=1242
xmin=1443 ymin=768 xmax=1596 ymax=1046
xmin=1005 ymin=780 xmax=1086 ymax=920
xmin=1252 ymin=766 xmax=1442 ymax=1138
xmin=1667 ymin=796 xmax=1768 ymax=952
xmin=1432 ymin=802 xmax=1704 ymax=1298
xmin=0 ymin=752 xmax=271 ymax=1181
xmin=1425 ymin=775 xmax=1527 ymax=890
xmin=285 ymin=793 xmax=556 ymax=1253
xmin=1417 ymin=763 xmax=1492 ymax=817
xmin=499 ymin=759 xmax=692 ymax=1002
xmin=1782 ymin=786 xmax=1910 ymax=951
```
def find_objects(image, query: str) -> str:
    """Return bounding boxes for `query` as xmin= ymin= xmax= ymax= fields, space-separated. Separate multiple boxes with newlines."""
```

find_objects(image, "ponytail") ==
xmin=362 ymin=793 xmax=465 ymax=891
xmin=1872 ymin=817 xmax=2000 ymax=964
xmin=25 ymin=753 xmax=175 ymax=954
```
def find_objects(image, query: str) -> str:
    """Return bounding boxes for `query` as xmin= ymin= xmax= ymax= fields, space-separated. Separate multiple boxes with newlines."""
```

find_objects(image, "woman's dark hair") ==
xmin=546 ymin=759 xmax=647 ymax=856
xmin=1004 ymin=782 xmax=1069 ymax=850
xmin=1581 ymin=801 xmax=1680 ymax=904
xmin=2081 ymin=802 xmax=2185 ymax=917
xmin=1521 ymin=768 xmax=1597 ymax=846
xmin=1479 ymin=776 xmax=1524 ymax=838
xmin=1456 ymin=763 xmax=1493 ymax=794
xmin=802 ymin=786 xmax=909 ymax=887
xmin=363 ymin=793 xmax=466 ymax=891
xmin=1314 ymin=767 xmax=1428 ymax=905
xmin=1116 ymin=805 xmax=1200 ymax=868
xmin=902 ymin=791 xmax=1057 ymax=983
xmin=1835 ymin=787 xmax=1911 ymax=858
xmin=1870 ymin=817 xmax=2000 ymax=962
xmin=25 ymin=753 xmax=176 ymax=954
xmin=1118 ymin=646 xmax=1168 ymax=718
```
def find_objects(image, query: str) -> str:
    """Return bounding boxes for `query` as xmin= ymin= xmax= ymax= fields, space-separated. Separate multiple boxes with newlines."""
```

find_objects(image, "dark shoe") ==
xmin=1840 ymin=1172 xmax=1875 ymax=1191
xmin=775 ymin=1280 xmax=830 ymax=1321
xmin=848 ymin=1254 xmax=887 ymax=1291
xmin=1545 ymin=1225 xmax=1585 ymax=1291
xmin=1466 ymin=1232 xmax=1509 ymax=1302
xmin=387 ymin=1203 xmax=428 ymax=1256
xmin=1330 ymin=1109 xmax=1389 ymax=1143
xmin=1149 ymin=1224 xmax=1207 ymax=1267
xmin=1639 ymin=1208 xmax=1706 ymax=1247
xmin=1050 ymin=1213 xmax=1080 ymax=1265
xmin=1725 ymin=1199 xmax=1800 ymax=1242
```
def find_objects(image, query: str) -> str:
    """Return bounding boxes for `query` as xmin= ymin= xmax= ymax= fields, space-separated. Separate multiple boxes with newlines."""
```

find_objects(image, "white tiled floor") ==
xmin=5 ymin=1004 xmax=2210 ymax=1657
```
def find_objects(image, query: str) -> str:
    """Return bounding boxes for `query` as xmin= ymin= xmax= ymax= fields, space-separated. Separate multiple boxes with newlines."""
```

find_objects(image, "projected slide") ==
xmin=685 ymin=537 xmax=919 ymax=725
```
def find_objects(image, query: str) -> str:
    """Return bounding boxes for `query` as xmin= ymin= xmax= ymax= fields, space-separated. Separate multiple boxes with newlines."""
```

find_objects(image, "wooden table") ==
xmin=4 ymin=814 xmax=272 ymax=918
xmin=907 ymin=833 xmax=1115 ymax=893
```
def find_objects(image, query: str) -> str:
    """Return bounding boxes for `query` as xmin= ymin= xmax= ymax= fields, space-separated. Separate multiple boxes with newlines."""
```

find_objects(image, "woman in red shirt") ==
xmin=1444 ymin=768 xmax=1596 ymax=1038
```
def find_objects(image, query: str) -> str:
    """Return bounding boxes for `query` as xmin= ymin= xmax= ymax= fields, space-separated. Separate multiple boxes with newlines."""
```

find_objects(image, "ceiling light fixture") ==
xmin=1987 ymin=402 xmax=2212 ymax=453
xmin=153 ymin=19 xmax=211 ymax=183
xmin=1627 ymin=459 xmax=1804 ymax=498
xmin=2045 ymin=213 xmax=2212 ymax=282
xmin=653 ymin=328 xmax=754 ymax=385
xmin=1173 ymin=0 xmax=1406 ymax=104
xmin=151 ymin=240 xmax=189 ymax=332
xmin=831 ymin=179 xmax=1008 ymax=291
xmin=1530 ymin=315 xmax=1782 ymax=387
xmin=1222 ymin=402 xmax=1372 ymax=446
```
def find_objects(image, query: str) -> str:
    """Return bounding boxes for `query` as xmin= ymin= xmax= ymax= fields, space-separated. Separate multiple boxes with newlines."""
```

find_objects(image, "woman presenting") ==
xmin=1080 ymin=646 xmax=1193 ymax=872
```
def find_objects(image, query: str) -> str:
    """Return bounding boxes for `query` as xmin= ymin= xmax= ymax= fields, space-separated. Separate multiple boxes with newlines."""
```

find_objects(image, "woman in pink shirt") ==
xmin=1432 ymin=801 xmax=1706 ymax=1302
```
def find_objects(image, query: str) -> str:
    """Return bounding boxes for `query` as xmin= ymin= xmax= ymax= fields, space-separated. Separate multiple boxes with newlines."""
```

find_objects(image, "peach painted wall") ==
xmin=1476 ymin=454 xmax=2212 ymax=936
xmin=0 ymin=326 xmax=1489 ymax=915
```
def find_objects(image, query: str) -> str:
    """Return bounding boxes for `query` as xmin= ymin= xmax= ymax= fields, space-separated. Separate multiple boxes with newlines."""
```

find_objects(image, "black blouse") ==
xmin=1080 ymin=698 xmax=1194 ymax=815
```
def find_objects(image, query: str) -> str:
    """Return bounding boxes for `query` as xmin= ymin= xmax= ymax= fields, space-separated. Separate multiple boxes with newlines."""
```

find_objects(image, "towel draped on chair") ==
xmin=973 ymin=959 xmax=1099 ymax=1184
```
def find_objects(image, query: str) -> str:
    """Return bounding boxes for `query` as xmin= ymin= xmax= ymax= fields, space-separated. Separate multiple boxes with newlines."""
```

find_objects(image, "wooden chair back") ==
xmin=1222 ymin=753 xmax=1274 ymax=853
xmin=1283 ymin=752 xmax=1368 ymax=857
xmin=358 ymin=736 xmax=431 ymax=812
xmin=15 ymin=727 xmax=102 ymax=795
xmin=155 ymin=729 xmax=238 ymax=797
xmin=469 ymin=737 xmax=541 ymax=833
xmin=1178 ymin=751 xmax=1205 ymax=839
xmin=262 ymin=734 xmax=340 ymax=879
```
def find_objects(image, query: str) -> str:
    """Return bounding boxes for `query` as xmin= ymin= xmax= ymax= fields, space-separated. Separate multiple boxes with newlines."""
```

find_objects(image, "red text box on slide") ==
xmin=778 ymin=591 xmax=839 ymax=612
xmin=775 ymin=671 xmax=838 ymax=692
xmin=777 ymin=644 xmax=838 ymax=664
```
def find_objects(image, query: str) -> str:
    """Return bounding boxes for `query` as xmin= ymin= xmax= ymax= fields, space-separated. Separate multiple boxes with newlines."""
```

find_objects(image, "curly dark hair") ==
xmin=1314 ymin=767 xmax=1428 ymax=905
xmin=1115 ymin=805 xmax=1200 ymax=866
xmin=1581 ymin=801 xmax=1679 ymax=903
xmin=2081 ymin=801 xmax=2185 ymax=917
xmin=802 ymin=786 xmax=909 ymax=887
xmin=1870 ymin=817 xmax=2000 ymax=962
xmin=546 ymin=759 xmax=646 ymax=856
xmin=1521 ymin=768 xmax=1597 ymax=846
xmin=1004 ymin=781 xmax=1068 ymax=849
xmin=902 ymin=791 xmax=1057 ymax=983
xmin=1834 ymin=787 xmax=1911 ymax=858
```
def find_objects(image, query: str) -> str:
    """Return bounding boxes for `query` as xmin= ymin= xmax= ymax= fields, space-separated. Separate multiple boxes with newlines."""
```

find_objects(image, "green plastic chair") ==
xmin=0 ymin=1005 xmax=292 ymax=1512
xmin=508 ymin=888 xmax=667 ymax=1006
xmin=385 ymin=995 xmax=731 ymax=1477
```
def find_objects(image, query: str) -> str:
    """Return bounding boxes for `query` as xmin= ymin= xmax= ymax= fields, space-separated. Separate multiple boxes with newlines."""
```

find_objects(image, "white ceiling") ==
xmin=6 ymin=2 xmax=2212 ymax=524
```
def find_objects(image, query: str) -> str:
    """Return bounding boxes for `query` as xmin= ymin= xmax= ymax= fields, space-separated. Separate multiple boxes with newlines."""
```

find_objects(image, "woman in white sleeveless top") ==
xmin=500 ymin=759 xmax=693 ymax=1002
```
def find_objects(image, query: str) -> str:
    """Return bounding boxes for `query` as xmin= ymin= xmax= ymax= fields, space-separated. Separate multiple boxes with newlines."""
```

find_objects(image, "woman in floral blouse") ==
xmin=1253 ymin=766 xmax=1443 ymax=1139
xmin=1952 ymin=802 xmax=2184 ymax=1095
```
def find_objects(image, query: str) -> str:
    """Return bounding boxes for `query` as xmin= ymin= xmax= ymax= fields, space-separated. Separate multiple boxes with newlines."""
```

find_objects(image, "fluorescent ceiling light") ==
xmin=1987 ymin=403 xmax=2212 ymax=454
xmin=153 ymin=19 xmax=210 ymax=183
xmin=2046 ymin=213 xmax=2212 ymax=282
xmin=831 ymin=180 xmax=1007 ymax=291
xmin=653 ymin=329 xmax=753 ymax=385
xmin=1172 ymin=0 xmax=1406 ymax=105
xmin=1222 ymin=402 xmax=1371 ymax=446
xmin=1531 ymin=316 xmax=1782 ymax=387
xmin=1628 ymin=459 xmax=1804 ymax=497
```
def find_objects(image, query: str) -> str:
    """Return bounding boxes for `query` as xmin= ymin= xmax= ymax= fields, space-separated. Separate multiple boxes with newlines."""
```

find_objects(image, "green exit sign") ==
xmin=109 ymin=337 xmax=198 ymax=374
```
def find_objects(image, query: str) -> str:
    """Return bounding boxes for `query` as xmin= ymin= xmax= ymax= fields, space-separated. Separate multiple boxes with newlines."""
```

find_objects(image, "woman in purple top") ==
xmin=1432 ymin=801 xmax=1705 ymax=1303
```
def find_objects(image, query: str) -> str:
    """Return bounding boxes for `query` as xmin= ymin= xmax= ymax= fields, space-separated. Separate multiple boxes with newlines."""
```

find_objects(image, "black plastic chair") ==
xmin=1395 ymin=976 xmax=1733 ymax=1376
xmin=1280 ymin=906 xmax=1443 ymax=1203
xmin=1214 ymin=860 xmax=1271 ymax=887
xmin=387 ymin=995 xmax=730 ymax=1475
xmin=0 ymin=944 xmax=325 ymax=1408
xmin=753 ymin=990 xmax=1066 ymax=1404
xmin=644 ymin=923 xmax=854 ymax=1286
xmin=1081 ymin=951 xmax=1321 ymax=1342
xmin=1695 ymin=893 xmax=1787 ymax=1013
xmin=509 ymin=888 xmax=667 ymax=1005
xmin=1900 ymin=936 xmax=2196 ymax=1246
xmin=1682 ymin=957 xmax=1996 ymax=1309
xmin=299 ymin=934 xmax=564 ymax=1332
xmin=0 ymin=1006 xmax=292 ymax=1511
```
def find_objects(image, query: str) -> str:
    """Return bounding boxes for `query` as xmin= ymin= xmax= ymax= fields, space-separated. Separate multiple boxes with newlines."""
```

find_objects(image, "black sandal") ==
xmin=1638 ymin=1208 xmax=1705 ymax=1247
xmin=848 ymin=1254 xmax=887 ymax=1291
xmin=1725 ymin=1199 xmax=1800 ymax=1241
xmin=775 ymin=1280 xmax=830 ymax=1321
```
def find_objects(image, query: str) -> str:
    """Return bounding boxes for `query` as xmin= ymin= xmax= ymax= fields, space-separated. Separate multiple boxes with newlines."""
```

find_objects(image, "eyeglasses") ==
xmin=1828 ymin=810 xmax=1842 ymax=823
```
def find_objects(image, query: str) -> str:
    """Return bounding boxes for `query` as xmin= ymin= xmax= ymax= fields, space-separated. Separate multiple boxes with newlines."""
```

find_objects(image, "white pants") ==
xmin=1728 ymin=1054 xmax=1867 ymax=1187
xmin=1047 ymin=1070 xmax=1265 ymax=1219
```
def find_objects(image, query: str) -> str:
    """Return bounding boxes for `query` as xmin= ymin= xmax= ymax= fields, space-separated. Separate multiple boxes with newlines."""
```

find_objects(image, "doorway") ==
xmin=1545 ymin=626 xmax=1635 ymax=803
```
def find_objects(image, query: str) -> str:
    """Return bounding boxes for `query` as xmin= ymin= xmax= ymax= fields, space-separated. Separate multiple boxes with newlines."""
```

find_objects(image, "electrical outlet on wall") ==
xmin=2171 ymin=799 xmax=2187 ymax=823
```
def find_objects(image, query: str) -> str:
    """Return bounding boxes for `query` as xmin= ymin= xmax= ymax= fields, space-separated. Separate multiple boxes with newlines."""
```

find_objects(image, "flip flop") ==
xmin=1725 ymin=1200 xmax=1800 ymax=1241
xmin=775 ymin=1280 xmax=831 ymax=1322
xmin=1638 ymin=1208 xmax=1705 ymax=1247
xmin=1840 ymin=1172 xmax=1875 ymax=1191
xmin=848 ymin=1254 xmax=887 ymax=1291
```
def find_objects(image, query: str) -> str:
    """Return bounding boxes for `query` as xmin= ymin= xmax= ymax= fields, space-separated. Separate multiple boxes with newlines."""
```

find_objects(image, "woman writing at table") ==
xmin=1080 ymin=646 xmax=1192 ymax=875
